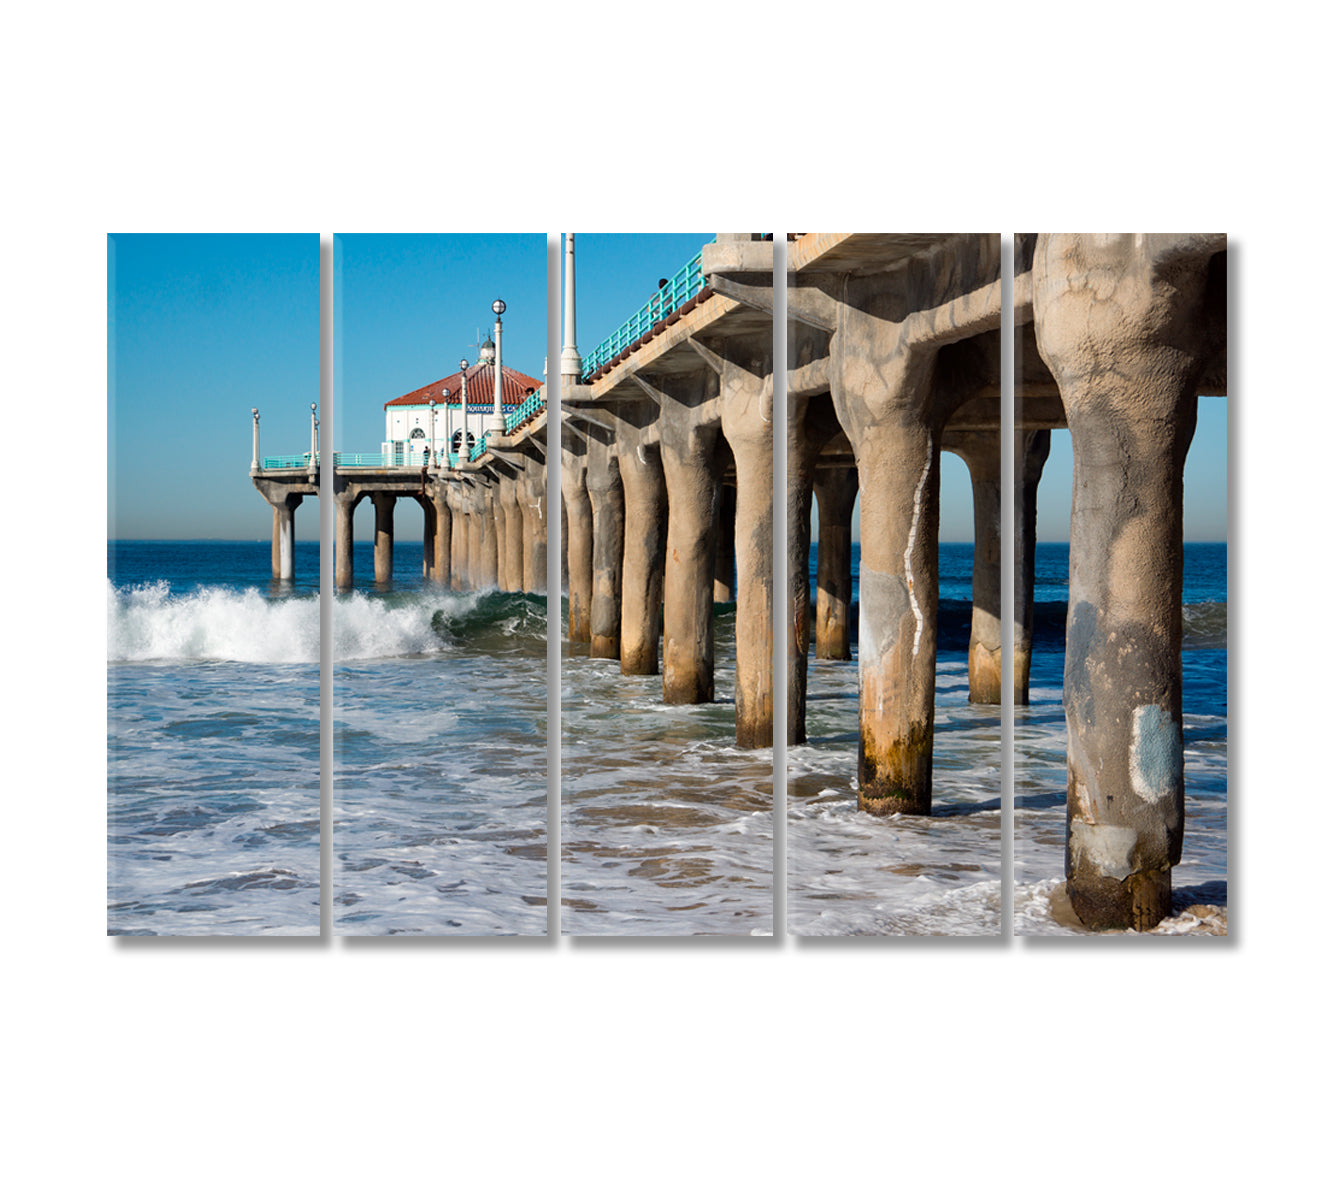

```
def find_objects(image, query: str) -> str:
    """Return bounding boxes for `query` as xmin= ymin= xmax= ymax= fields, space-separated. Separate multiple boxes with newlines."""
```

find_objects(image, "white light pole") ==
xmin=309 ymin=403 xmax=319 ymax=483
xmin=428 ymin=397 xmax=437 ymax=469
xmin=441 ymin=387 xmax=452 ymax=466
xmin=251 ymin=407 xmax=260 ymax=471
xmin=489 ymin=298 xmax=506 ymax=440
xmin=560 ymin=233 xmax=581 ymax=381
xmin=459 ymin=358 xmax=470 ymax=459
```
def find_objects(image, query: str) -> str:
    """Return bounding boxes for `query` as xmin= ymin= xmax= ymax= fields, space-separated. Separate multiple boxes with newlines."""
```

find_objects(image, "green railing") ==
xmin=504 ymin=389 xmax=544 ymax=433
xmin=261 ymin=454 xmax=320 ymax=470
xmin=581 ymin=250 xmax=706 ymax=380
xmin=332 ymin=450 xmax=433 ymax=468
xmin=468 ymin=431 xmax=489 ymax=462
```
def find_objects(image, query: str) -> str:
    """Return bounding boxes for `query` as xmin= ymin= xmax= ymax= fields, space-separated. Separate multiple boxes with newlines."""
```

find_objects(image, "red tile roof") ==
xmin=384 ymin=363 xmax=543 ymax=409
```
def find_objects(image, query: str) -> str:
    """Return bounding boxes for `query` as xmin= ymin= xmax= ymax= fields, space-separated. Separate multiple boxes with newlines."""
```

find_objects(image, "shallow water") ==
xmin=107 ymin=548 xmax=321 ymax=935
xmin=332 ymin=587 xmax=548 ymax=936
xmin=560 ymin=606 xmax=774 ymax=935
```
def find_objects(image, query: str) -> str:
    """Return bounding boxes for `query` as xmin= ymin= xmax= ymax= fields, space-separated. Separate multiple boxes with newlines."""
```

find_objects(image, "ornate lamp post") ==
xmin=459 ymin=358 xmax=470 ymax=459
xmin=251 ymin=407 xmax=260 ymax=471
xmin=428 ymin=396 xmax=438 ymax=469
xmin=489 ymin=298 xmax=506 ymax=440
xmin=309 ymin=402 xmax=319 ymax=482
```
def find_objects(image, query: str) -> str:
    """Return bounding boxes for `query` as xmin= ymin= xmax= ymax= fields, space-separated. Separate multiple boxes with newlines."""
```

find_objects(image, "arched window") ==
xmin=409 ymin=427 xmax=426 ymax=439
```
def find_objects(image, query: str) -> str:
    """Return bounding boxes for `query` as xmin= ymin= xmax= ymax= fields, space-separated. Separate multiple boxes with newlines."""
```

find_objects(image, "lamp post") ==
xmin=251 ymin=407 xmax=260 ymax=471
xmin=489 ymin=298 xmax=506 ymax=440
xmin=561 ymin=233 xmax=582 ymax=381
xmin=309 ymin=403 xmax=319 ymax=483
xmin=428 ymin=397 xmax=437 ymax=469
xmin=441 ymin=387 xmax=451 ymax=466
xmin=459 ymin=358 xmax=470 ymax=459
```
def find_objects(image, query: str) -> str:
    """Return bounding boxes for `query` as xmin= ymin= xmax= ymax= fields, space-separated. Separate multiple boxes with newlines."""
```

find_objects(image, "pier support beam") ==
xmin=849 ymin=414 xmax=942 ymax=814
xmin=372 ymin=492 xmax=395 ymax=586
xmin=560 ymin=429 xmax=593 ymax=634
xmin=716 ymin=344 xmax=774 ymax=749
xmin=270 ymin=493 xmax=301 ymax=581
xmin=786 ymin=400 xmax=816 ymax=747
xmin=478 ymin=486 xmax=499 ymax=590
xmin=616 ymin=434 xmax=667 ymax=676
xmin=1034 ymin=232 xmax=1224 ymax=931
xmin=499 ymin=473 xmax=524 ymax=594
xmin=714 ymin=484 xmax=736 ymax=602
xmin=813 ymin=465 xmax=857 ymax=662
xmin=518 ymin=462 xmax=547 ymax=594
xmin=419 ymin=495 xmax=436 ymax=581
xmin=639 ymin=369 xmax=722 ymax=705
xmin=448 ymin=483 xmax=468 ymax=590
xmin=1014 ymin=429 xmax=1050 ymax=704
xmin=466 ymin=487 xmax=483 ymax=591
xmin=949 ymin=431 xmax=1003 ymax=705
xmin=586 ymin=428 xmax=623 ymax=660
xmin=428 ymin=485 xmax=451 ymax=586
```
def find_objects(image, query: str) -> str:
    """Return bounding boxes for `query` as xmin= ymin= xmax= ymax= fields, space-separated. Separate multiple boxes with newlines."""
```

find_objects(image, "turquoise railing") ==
xmin=504 ymin=390 xmax=544 ymax=433
xmin=468 ymin=431 xmax=489 ymax=462
xmin=332 ymin=450 xmax=433 ymax=468
xmin=261 ymin=454 xmax=320 ymax=469
xmin=581 ymin=250 xmax=706 ymax=380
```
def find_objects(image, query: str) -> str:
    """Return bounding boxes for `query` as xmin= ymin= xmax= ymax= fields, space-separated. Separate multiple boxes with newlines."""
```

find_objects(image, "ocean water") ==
xmin=787 ymin=541 xmax=1227 ymax=936
xmin=787 ymin=543 xmax=1003 ymax=935
xmin=1014 ymin=542 xmax=1228 ymax=935
xmin=561 ymin=606 xmax=774 ymax=936
xmin=331 ymin=551 xmax=548 ymax=936
xmin=107 ymin=540 xmax=321 ymax=935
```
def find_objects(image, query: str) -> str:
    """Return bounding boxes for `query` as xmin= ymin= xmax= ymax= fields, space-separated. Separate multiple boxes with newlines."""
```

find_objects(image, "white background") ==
xmin=7 ymin=4 xmax=1324 ymax=1196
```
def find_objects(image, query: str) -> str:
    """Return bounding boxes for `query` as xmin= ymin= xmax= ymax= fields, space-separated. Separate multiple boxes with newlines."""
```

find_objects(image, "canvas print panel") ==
xmin=786 ymin=233 xmax=1004 ymax=935
xmin=559 ymin=233 xmax=775 ymax=935
xmin=1012 ymin=233 xmax=1227 ymax=935
xmin=107 ymin=233 xmax=321 ymax=936
xmin=331 ymin=234 xmax=548 ymax=936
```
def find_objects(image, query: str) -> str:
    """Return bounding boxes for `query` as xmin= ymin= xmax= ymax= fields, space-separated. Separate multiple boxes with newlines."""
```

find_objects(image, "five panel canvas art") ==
xmin=107 ymin=232 xmax=1229 ymax=937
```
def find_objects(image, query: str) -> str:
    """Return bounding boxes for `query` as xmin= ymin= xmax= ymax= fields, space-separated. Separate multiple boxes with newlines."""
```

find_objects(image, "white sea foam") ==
xmin=107 ymin=580 xmax=485 ymax=664
xmin=108 ymin=580 xmax=320 ymax=663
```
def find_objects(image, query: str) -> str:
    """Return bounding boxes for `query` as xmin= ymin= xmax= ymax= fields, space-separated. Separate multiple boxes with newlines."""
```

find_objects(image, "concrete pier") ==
xmin=1029 ymin=232 xmax=1226 ymax=931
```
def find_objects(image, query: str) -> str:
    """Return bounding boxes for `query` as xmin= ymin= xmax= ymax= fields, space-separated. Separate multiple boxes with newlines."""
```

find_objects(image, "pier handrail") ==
xmin=581 ymin=250 xmax=707 ymax=380
xmin=261 ymin=453 xmax=320 ymax=470
xmin=504 ymin=388 xmax=544 ymax=434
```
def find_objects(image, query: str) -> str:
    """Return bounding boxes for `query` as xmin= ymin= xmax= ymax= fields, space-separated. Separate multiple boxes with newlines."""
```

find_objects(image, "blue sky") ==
xmin=337 ymin=232 xmax=713 ymax=545
xmin=108 ymin=231 xmax=1226 ymax=544
xmin=108 ymin=234 xmax=319 ymax=539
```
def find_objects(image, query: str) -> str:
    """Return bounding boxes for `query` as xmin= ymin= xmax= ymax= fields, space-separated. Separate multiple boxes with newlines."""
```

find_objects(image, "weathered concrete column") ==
xmin=419 ymin=495 xmax=436 ymax=580
xmin=334 ymin=486 xmax=357 ymax=590
xmin=806 ymin=235 xmax=1004 ymax=816
xmin=493 ymin=483 xmax=509 ymax=592
xmin=716 ymin=345 xmax=774 ymax=749
xmin=499 ymin=473 xmax=524 ymax=593
xmin=269 ymin=493 xmax=301 ymax=581
xmin=1034 ymin=232 xmax=1224 ymax=931
xmin=641 ymin=369 xmax=722 ymax=705
xmin=448 ymin=482 xmax=468 ymax=591
xmin=947 ymin=431 xmax=1002 ymax=704
xmin=478 ymin=486 xmax=499 ymax=590
xmin=585 ymin=428 xmax=623 ymax=660
xmin=852 ymin=414 xmax=943 ymax=813
xmin=1014 ymin=429 xmax=1050 ymax=704
xmin=427 ymin=484 xmax=451 ymax=586
xmin=371 ymin=492 xmax=395 ymax=586
xmin=518 ymin=463 xmax=547 ymax=593
xmin=786 ymin=393 xmax=822 ymax=746
xmin=813 ymin=465 xmax=857 ymax=662
xmin=560 ymin=430 xmax=593 ymax=641
xmin=466 ymin=487 xmax=484 ymax=591
xmin=616 ymin=435 xmax=667 ymax=676
xmin=714 ymin=484 xmax=736 ymax=602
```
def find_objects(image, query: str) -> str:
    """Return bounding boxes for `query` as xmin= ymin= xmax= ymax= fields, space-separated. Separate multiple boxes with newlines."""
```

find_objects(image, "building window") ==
xmin=409 ymin=427 xmax=426 ymax=439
